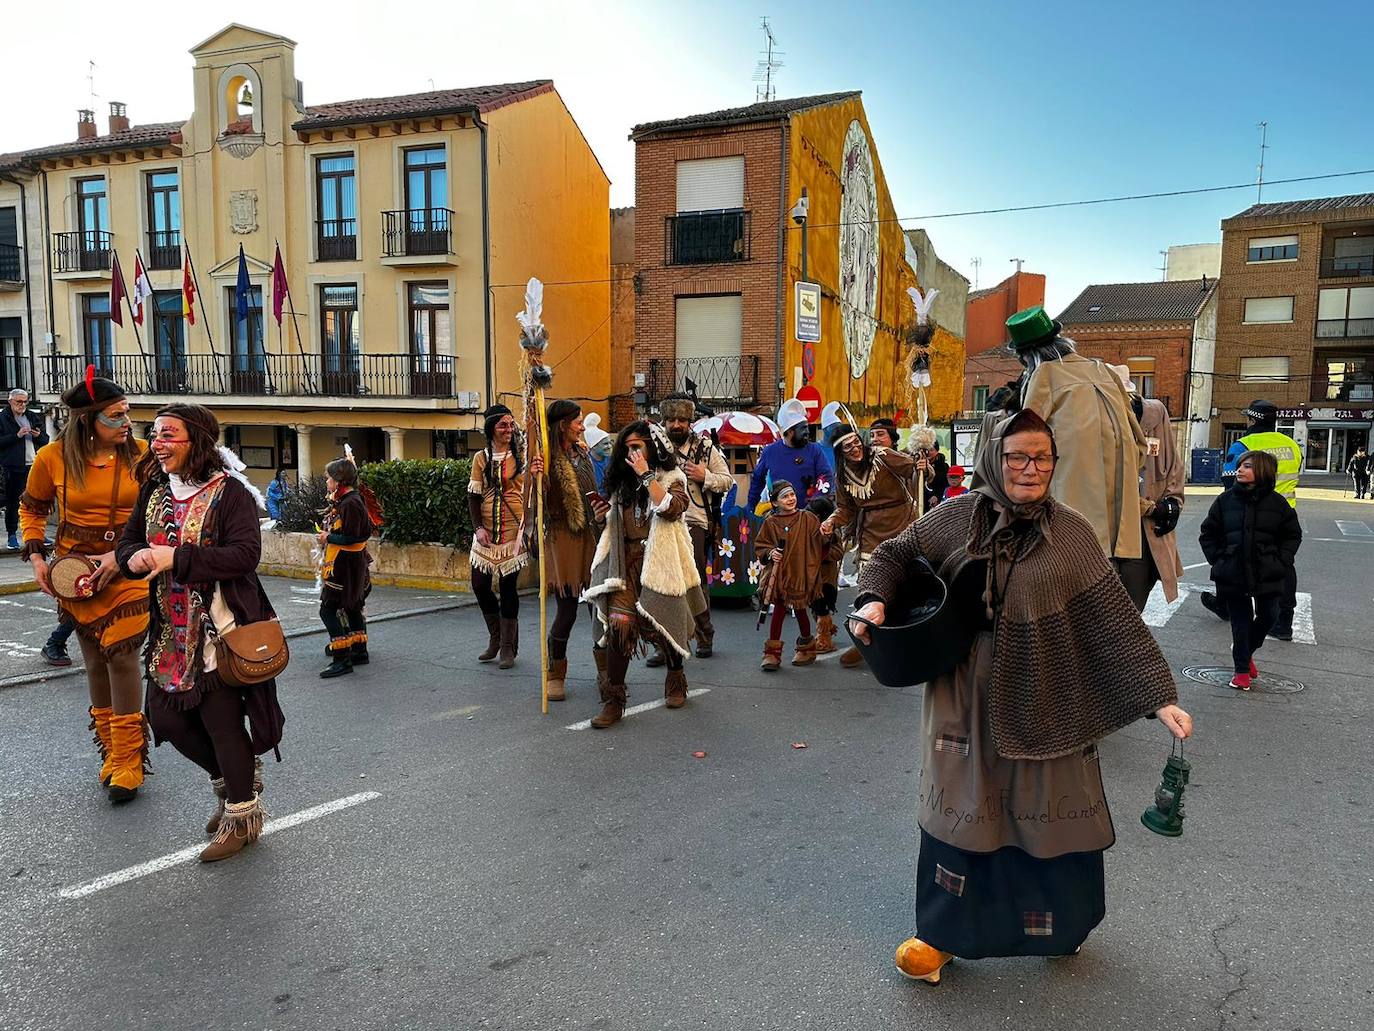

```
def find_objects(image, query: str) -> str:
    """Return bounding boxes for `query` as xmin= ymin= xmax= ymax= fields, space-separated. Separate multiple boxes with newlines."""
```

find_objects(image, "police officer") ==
xmin=1201 ymin=399 xmax=1301 ymax=640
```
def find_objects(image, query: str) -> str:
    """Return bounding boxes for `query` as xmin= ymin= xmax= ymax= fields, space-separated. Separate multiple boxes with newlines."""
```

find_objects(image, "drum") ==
xmin=48 ymin=553 xmax=99 ymax=601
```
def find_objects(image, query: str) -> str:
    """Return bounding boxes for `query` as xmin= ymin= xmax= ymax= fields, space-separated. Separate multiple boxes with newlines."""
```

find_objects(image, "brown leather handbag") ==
xmin=214 ymin=620 xmax=290 ymax=686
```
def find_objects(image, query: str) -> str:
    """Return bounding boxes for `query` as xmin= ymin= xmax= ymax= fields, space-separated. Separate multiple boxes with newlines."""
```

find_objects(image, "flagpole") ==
xmin=112 ymin=253 xmax=155 ymax=390
xmin=275 ymin=239 xmax=316 ymax=393
xmin=132 ymin=249 xmax=167 ymax=392
xmin=183 ymin=237 xmax=227 ymax=392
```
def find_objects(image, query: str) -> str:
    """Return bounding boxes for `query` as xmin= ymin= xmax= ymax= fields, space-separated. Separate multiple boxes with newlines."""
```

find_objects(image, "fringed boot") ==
xmin=761 ymin=639 xmax=784 ymax=672
xmin=791 ymin=635 xmax=817 ymax=666
xmin=593 ymin=646 xmax=609 ymax=697
xmin=814 ymin=615 xmax=837 ymax=655
xmin=664 ymin=669 xmax=688 ymax=709
xmin=207 ymin=759 xmax=264 ymax=835
xmin=547 ymin=644 xmax=569 ymax=703
xmin=106 ymin=712 xmax=149 ymax=803
xmin=498 ymin=618 xmax=518 ymax=669
xmin=840 ymin=646 xmax=866 ymax=669
xmin=694 ymin=611 xmax=715 ymax=658
xmin=590 ymin=682 xmax=627 ymax=729
xmin=477 ymin=612 xmax=501 ymax=662
xmin=199 ymin=794 xmax=265 ymax=863
xmin=89 ymin=705 xmax=114 ymax=786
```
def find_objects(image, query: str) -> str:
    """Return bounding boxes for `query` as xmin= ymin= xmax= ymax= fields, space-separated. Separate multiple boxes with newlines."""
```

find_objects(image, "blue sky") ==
xmin=4 ymin=0 xmax=1371 ymax=314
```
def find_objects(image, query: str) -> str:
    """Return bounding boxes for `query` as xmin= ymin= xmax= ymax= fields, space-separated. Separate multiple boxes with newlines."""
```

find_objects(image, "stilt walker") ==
xmin=516 ymin=278 xmax=555 ymax=713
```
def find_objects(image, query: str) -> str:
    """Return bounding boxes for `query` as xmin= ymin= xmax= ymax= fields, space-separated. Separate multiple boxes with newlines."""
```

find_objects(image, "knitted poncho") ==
xmin=856 ymin=491 xmax=1178 ymax=760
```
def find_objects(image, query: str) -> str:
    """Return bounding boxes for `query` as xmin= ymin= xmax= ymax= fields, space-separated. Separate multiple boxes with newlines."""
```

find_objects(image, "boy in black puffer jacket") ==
xmin=1199 ymin=450 xmax=1302 ymax=690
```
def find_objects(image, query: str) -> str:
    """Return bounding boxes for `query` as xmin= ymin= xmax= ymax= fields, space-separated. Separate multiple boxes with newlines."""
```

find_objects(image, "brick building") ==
xmin=609 ymin=206 xmax=636 ymax=426
xmin=628 ymin=92 xmax=962 ymax=422
xmin=1214 ymin=193 xmax=1374 ymax=474
xmin=1058 ymin=278 xmax=1219 ymax=453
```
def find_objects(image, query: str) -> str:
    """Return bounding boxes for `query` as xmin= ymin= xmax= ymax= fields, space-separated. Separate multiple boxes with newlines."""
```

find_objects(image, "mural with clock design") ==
xmin=838 ymin=119 xmax=880 ymax=378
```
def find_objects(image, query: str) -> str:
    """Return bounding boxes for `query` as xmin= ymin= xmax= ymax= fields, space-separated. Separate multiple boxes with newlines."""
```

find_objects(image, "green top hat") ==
xmin=1006 ymin=306 xmax=1062 ymax=351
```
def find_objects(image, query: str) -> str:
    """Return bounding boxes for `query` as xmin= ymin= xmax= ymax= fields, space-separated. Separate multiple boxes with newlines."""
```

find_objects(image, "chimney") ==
xmin=108 ymin=101 xmax=129 ymax=134
xmin=77 ymin=108 xmax=97 ymax=140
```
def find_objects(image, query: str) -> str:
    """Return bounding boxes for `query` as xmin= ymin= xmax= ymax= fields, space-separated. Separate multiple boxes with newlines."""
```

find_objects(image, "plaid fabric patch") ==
xmin=934 ymin=734 xmax=971 ymax=757
xmin=934 ymin=864 xmax=965 ymax=897
xmin=1023 ymin=911 xmax=1054 ymax=936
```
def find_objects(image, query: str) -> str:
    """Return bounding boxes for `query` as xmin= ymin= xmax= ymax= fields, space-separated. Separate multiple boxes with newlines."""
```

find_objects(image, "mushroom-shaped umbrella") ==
xmin=692 ymin=411 xmax=781 ymax=447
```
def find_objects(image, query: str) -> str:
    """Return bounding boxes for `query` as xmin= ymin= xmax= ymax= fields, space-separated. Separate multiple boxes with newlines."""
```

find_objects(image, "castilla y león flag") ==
xmin=181 ymin=249 xmax=196 ymax=325
xmin=271 ymin=243 xmax=290 ymax=325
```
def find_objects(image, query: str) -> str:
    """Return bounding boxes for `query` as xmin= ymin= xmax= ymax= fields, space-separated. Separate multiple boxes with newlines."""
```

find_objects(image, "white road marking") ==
xmin=1143 ymin=584 xmax=1191 ymax=627
xmin=1291 ymin=593 xmax=1316 ymax=645
xmin=564 ymin=689 xmax=711 ymax=730
xmin=1182 ymin=562 xmax=1209 ymax=571
xmin=1335 ymin=520 xmax=1373 ymax=537
xmin=57 ymin=791 xmax=381 ymax=900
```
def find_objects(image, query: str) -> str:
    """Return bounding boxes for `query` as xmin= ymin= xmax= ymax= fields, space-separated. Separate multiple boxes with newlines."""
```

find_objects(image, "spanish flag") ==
xmin=181 ymin=249 xmax=196 ymax=325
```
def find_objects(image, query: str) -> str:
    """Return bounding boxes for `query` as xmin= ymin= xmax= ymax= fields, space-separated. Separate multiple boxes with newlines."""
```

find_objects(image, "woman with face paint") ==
xmin=19 ymin=367 xmax=151 ymax=803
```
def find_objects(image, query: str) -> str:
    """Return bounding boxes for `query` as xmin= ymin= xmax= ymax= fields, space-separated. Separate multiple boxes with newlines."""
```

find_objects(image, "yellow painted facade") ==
xmin=784 ymin=98 xmax=964 ymax=424
xmin=28 ymin=24 xmax=608 ymax=483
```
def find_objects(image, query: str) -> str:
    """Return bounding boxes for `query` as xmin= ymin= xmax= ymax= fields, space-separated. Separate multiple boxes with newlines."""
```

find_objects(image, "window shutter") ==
xmin=1318 ymin=289 xmax=1348 ymax=319
xmin=1239 ymin=356 xmax=1290 ymax=381
xmin=1243 ymin=296 xmax=1293 ymax=323
xmin=676 ymin=157 xmax=745 ymax=213
xmin=1248 ymin=234 xmax=1298 ymax=250
xmin=675 ymin=295 xmax=743 ymax=396
xmin=1349 ymin=287 xmax=1374 ymax=319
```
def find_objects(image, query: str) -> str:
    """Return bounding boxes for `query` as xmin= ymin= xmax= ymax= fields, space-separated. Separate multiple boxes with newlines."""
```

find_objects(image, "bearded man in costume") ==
xmin=746 ymin=398 xmax=834 ymax=511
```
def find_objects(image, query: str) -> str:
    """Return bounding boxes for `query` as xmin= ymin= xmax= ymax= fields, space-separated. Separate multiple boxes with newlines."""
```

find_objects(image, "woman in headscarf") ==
xmin=117 ymin=404 xmax=284 ymax=862
xmin=468 ymin=404 xmax=528 ymax=668
xmin=20 ymin=369 xmax=150 ymax=803
xmin=528 ymin=399 xmax=604 ymax=702
xmin=582 ymin=421 xmax=706 ymax=728
xmin=848 ymin=408 xmax=1193 ymax=983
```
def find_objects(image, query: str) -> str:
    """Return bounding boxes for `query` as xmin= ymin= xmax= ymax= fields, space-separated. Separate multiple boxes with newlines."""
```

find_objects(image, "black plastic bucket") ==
xmin=843 ymin=558 xmax=976 ymax=687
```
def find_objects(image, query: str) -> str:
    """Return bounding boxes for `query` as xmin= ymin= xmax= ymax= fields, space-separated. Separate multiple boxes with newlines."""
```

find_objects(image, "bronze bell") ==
xmin=1141 ymin=742 xmax=1190 ymax=838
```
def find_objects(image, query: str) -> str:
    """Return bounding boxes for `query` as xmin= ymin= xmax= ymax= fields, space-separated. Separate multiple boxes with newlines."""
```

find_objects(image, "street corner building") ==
xmin=626 ymin=91 xmax=966 ymax=425
xmin=0 ymin=23 xmax=610 ymax=485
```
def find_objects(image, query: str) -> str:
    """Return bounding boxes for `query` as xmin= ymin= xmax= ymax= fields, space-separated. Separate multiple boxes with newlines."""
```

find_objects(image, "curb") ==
xmin=0 ymin=595 xmax=481 ymax=691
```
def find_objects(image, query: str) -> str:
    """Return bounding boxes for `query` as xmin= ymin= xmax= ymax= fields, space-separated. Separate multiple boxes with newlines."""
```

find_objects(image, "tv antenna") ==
xmin=1157 ymin=249 xmax=1169 ymax=281
xmin=1256 ymin=121 xmax=1269 ymax=202
xmin=970 ymin=257 xmax=981 ymax=290
xmin=87 ymin=60 xmax=98 ymax=107
xmin=753 ymin=18 xmax=783 ymax=102
xmin=1010 ymin=257 xmax=1025 ymax=274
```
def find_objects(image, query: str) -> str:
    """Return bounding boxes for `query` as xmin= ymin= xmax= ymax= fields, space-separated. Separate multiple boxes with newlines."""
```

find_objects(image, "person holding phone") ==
xmin=527 ymin=399 xmax=605 ymax=702
xmin=582 ymin=422 xmax=706 ymax=728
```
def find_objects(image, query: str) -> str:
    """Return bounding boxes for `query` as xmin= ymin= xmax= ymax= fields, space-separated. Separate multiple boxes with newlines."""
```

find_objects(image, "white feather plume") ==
xmin=516 ymin=277 xmax=544 ymax=336
xmin=906 ymin=286 xmax=940 ymax=326
xmin=344 ymin=443 xmax=355 ymax=464
xmin=216 ymin=445 xmax=266 ymax=511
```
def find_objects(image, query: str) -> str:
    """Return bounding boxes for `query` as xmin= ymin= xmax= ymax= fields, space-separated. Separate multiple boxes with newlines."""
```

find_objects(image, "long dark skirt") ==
xmin=915 ymin=829 xmax=1105 ymax=958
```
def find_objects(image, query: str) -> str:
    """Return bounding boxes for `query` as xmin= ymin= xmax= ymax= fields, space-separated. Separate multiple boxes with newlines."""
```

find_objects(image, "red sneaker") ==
xmin=1229 ymin=673 xmax=1252 ymax=691
xmin=1248 ymin=659 xmax=1258 ymax=679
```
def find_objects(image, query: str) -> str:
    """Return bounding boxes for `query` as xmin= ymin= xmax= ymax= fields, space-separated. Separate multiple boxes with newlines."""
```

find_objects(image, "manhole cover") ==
xmin=1180 ymin=665 xmax=1305 ymax=694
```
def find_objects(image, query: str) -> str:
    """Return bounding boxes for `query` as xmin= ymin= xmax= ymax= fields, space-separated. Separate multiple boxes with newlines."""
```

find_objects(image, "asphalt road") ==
xmin=1 ymin=498 xmax=1371 ymax=1030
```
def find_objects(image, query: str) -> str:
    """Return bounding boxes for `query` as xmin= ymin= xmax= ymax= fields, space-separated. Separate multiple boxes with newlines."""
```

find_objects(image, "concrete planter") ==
xmin=259 ymin=530 xmax=537 ymax=592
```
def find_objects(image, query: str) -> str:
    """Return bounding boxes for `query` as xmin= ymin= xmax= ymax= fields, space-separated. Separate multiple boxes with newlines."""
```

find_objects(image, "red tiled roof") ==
xmin=1 ymin=122 xmax=184 ymax=169
xmin=293 ymin=81 xmax=553 ymax=130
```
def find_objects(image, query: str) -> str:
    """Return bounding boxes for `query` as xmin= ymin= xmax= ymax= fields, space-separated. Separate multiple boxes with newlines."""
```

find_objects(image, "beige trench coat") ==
xmin=1136 ymin=397 xmax=1185 ymax=601
xmin=1021 ymin=353 xmax=1146 ymax=560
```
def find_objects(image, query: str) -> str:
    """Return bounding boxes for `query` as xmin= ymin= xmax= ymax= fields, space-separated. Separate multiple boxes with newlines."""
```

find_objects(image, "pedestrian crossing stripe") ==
xmin=1152 ymin=582 xmax=1315 ymax=645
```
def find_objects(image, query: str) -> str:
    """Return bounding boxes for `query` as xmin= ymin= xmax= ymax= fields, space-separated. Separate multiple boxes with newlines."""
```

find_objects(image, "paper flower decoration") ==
xmin=705 ymin=563 xmax=715 ymax=585
xmin=738 ymin=520 xmax=750 ymax=543
xmin=719 ymin=538 xmax=736 ymax=558
xmin=747 ymin=560 xmax=763 ymax=585
xmin=719 ymin=568 xmax=736 ymax=586
xmin=815 ymin=476 xmax=832 ymax=495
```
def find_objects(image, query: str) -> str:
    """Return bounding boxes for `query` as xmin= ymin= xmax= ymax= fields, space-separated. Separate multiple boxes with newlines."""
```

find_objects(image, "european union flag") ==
xmin=234 ymin=244 xmax=251 ymax=322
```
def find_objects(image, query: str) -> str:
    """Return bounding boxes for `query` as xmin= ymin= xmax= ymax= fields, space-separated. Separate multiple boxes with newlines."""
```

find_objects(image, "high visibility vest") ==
xmin=1238 ymin=430 xmax=1300 ymax=508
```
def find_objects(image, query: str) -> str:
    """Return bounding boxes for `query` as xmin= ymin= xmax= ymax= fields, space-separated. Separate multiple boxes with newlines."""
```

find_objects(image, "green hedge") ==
xmin=358 ymin=458 xmax=474 ymax=548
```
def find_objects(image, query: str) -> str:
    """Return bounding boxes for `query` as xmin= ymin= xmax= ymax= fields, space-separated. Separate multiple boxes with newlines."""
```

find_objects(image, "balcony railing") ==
xmin=146 ymin=230 xmax=181 ymax=270
xmin=0 ymin=242 xmax=21 ymax=283
xmin=1320 ymin=255 xmax=1374 ymax=278
xmin=53 ymin=230 xmax=112 ymax=273
xmin=646 ymin=355 xmax=761 ymax=407
xmin=381 ymin=208 xmax=452 ymax=258
xmin=1316 ymin=318 xmax=1374 ymax=339
xmin=316 ymin=218 xmax=358 ymax=261
xmin=665 ymin=210 xmax=751 ymax=266
xmin=42 ymin=352 xmax=459 ymax=400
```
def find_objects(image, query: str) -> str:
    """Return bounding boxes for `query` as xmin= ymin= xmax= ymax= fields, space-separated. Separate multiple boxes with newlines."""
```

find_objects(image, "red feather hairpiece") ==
xmin=84 ymin=364 xmax=96 ymax=403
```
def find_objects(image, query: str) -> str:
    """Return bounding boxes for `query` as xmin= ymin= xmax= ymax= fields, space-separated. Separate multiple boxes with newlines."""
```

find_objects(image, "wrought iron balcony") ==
xmin=1320 ymin=254 xmax=1374 ymax=278
xmin=1317 ymin=318 xmax=1374 ymax=339
xmin=146 ymin=230 xmax=181 ymax=270
xmin=381 ymin=208 xmax=453 ymax=258
xmin=53 ymin=230 xmax=112 ymax=273
xmin=316 ymin=218 xmax=358 ymax=261
xmin=646 ymin=355 xmax=761 ymax=408
xmin=42 ymin=352 xmax=459 ymax=400
xmin=665 ymin=210 xmax=751 ymax=266
xmin=0 ymin=242 xmax=21 ymax=284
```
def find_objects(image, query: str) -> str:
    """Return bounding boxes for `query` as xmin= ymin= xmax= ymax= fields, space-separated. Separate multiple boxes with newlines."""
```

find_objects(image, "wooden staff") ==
xmin=535 ymin=387 xmax=550 ymax=714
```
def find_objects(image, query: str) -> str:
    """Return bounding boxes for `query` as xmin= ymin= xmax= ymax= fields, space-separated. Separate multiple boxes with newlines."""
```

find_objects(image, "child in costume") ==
xmin=318 ymin=457 xmax=374 ymax=678
xmin=755 ymin=481 xmax=826 ymax=670
xmin=806 ymin=495 xmax=845 ymax=654
xmin=942 ymin=466 xmax=968 ymax=501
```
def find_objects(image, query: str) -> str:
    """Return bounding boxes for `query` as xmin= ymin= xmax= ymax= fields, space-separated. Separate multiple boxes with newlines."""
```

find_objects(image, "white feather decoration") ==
xmin=906 ymin=286 xmax=940 ymax=326
xmin=516 ymin=277 xmax=544 ymax=336
xmin=344 ymin=443 xmax=355 ymax=465
xmin=216 ymin=445 xmax=266 ymax=511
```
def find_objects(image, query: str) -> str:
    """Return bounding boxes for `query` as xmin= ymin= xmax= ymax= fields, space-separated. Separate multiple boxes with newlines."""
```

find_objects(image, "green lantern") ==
xmin=1141 ymin=739 xmax=1191 ymax=837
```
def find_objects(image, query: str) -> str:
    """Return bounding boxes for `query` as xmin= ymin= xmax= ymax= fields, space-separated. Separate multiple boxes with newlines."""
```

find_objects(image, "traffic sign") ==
xmin=797 ymin=384 xmax=823 ymax=423
xmin=801 ymin=342 xmax=816 ymax=382
xmin=795 ymin=281 xmax=821 ymax=343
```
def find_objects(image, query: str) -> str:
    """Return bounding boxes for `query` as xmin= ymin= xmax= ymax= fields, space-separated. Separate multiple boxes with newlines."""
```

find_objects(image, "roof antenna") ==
xmin=753 ymin=18 xmax=783 ymax=102
xmin=1256 ymin=121 xmax=1269 ymax=202
xmin=87 ymin=59 xmax=98 ymax=109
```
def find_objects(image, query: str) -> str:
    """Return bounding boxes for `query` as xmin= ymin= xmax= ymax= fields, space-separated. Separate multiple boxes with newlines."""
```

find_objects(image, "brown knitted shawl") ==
xmin=857 ymin=490 xmax=1178 ymax=760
